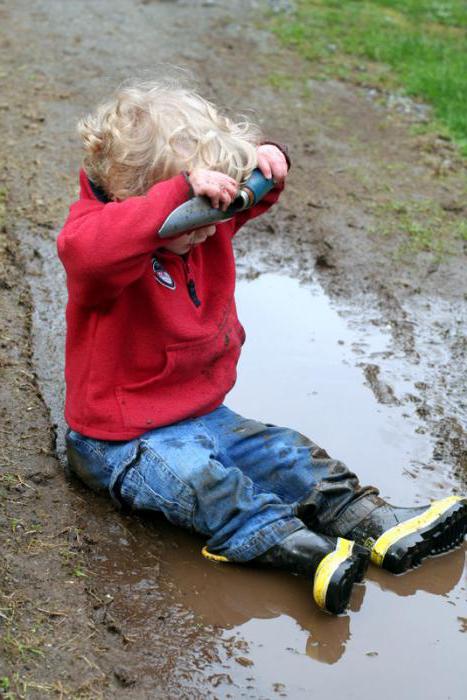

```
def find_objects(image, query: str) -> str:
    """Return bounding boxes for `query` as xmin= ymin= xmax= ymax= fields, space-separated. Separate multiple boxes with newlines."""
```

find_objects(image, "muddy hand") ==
xmin=189 ymin=169 xmax=239 ymax=211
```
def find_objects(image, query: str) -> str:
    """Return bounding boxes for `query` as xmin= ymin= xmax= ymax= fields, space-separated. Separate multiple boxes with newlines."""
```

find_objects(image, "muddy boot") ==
xmin=319 ymin=494 xmax=467 ymax=574
xmin=202 ymin=528 xmax=369 ymax=615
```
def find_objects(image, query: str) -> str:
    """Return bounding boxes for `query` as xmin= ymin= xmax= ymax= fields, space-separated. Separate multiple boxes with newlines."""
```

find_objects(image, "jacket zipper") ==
xmin=183 ymin=254 xmax=201 ymax=307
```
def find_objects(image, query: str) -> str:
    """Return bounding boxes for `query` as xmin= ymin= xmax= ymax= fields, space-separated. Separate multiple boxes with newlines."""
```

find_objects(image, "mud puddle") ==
xmin=231 ymin=273 xmax=460 ymax=502
xmin=24 ymin=239 xmax=466 ymax=697
xmin=90 ymin=509 xmax=466 ymax=698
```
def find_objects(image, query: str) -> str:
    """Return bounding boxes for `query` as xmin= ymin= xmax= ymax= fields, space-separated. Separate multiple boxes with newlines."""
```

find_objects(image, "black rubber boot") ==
xmin=321 ymin=494 xmax=467 ymax=574
xmin=203 ymin=528 xmax=370 ymax=615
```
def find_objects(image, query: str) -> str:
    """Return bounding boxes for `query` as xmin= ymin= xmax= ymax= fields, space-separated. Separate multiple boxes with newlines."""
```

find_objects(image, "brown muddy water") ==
xmin=25 ymin=239 xmax=466 ymax=698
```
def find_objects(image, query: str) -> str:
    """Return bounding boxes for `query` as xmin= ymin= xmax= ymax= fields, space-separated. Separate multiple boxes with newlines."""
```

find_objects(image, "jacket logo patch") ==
xmin=152 ymin=257 xmax=176 ymax=290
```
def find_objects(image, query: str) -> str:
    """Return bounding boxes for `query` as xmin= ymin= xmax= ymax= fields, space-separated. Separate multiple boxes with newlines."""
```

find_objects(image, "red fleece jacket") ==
xmin=57 ymin=171 xmax=283 ymax=439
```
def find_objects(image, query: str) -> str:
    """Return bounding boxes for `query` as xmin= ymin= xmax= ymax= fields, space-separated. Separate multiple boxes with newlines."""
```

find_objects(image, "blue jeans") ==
xmin=66 ymin=405 xmax=368 ymax=561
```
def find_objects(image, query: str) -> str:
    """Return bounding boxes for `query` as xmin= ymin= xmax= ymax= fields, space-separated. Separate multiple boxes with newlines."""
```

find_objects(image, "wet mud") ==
xmin=1 ymin=0 xmax=466 ymax=697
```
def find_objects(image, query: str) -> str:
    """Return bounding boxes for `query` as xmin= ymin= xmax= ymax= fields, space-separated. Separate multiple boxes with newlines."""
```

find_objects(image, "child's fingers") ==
xmin=190 ymin=169 xmax=236 ymax=195
xmin=204 ymin=182 xmax=236 ymax=210
xmin=208 ymin=173 xmax=237 ymax=193
xmin=220 ymin=174 xmax=238 ymax=188
xmin=220 ymin=180 xmax=238 ymax=199
xmin=208 ymin=188 xmax=221 ymax=209
xmin=219 ymin=182 xmax=238 ymax=211
xmin=211 ymin=184 xmax=227 ymax=209
xmin=219 ymin=188 xmax=232 ymax=211
xmin=191 ymin=171 xmax=238 ymax=208
xmin=270 ymin=158 xmax=288 ymax=184
xmin=257 ymin=153 xmax=273 ymax=180
xmin=257 ymin=145 xmax=289 ymax=183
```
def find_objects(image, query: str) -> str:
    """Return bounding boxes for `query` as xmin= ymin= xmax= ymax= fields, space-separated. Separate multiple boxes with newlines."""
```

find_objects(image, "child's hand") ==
xmin=256 ymin=144 xmax=288 ymax=185
xmin=189 ymin=169 xmax=238 ymax=211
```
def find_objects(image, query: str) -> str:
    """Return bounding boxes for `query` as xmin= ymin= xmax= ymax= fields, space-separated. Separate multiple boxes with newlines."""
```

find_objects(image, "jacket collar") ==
xmin=88 ymin=177 xmax=110 ymax=203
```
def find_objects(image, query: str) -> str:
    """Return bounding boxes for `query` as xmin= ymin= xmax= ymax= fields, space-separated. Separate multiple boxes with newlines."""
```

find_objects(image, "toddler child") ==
xmin=58 ymin=80 xmax=466 ymax=615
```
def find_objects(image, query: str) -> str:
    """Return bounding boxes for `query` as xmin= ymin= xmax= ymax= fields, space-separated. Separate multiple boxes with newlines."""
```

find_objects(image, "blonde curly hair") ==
xmin=78 ymin=80 xmax=262 ymax=200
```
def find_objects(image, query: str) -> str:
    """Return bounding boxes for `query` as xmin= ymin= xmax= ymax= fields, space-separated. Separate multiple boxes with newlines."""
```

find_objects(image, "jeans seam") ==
xmin=125 ymin=469 xmax=194 ymax=517
xmin=141 ymin=440 xmax=194 ymax=493
xmin=138 ymin=441 xmax=195 ymax=516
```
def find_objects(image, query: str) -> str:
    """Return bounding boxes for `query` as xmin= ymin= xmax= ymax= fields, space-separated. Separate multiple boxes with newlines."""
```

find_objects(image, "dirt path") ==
xmin=1 ymin=1 xmax=466 ymax=697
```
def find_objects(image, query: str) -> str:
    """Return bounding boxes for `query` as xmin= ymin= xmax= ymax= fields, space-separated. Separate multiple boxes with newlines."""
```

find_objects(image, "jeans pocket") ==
xmin=118 ymin=442 xmax=195 ymax=529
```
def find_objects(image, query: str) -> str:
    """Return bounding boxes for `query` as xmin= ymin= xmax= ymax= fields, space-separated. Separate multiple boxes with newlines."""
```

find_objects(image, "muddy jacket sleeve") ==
xmin=57 ymin=172 xmax=192 ymax=306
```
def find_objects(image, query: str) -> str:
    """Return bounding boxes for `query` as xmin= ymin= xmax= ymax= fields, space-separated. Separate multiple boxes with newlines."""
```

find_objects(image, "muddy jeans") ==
xmin=66 ymin=405 xmax=374 ymax=562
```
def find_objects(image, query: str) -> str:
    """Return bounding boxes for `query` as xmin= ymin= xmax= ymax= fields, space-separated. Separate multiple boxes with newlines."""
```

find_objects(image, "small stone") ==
xmin=28 ymin=464 xmax=56 ymax=483
xmin=235 ymin=656 xmax=254 ymax=667
xmin=440 ymin=199 xmax=464 ymax=213
xmin=315 ymin=253 xmax=335 ymax=269
xmin=113 ymin=666 xmax=136 ymax=687
xmin=107 ymin=620 xmax=122 ymax=635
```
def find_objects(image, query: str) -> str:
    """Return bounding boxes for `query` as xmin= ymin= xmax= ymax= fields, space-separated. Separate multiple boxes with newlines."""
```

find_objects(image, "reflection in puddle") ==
xmin=90 ymin=508 xmax=465 ymax=697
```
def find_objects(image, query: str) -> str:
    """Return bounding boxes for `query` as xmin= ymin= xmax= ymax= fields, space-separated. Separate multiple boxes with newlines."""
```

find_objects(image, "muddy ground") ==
xmin=0 ymin=0 xmax=466 ymax=698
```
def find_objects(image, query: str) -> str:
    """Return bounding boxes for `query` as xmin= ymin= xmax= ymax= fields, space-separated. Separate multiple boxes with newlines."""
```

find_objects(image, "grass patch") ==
xmin=268 ymin=1 xmax=467 ymax=152
xmin=456 ymin=219 xmax=467 ymax=240
xmin=266 ymin=71 xmax=297 ymax=90
xmin=368 ymin=196 xmax=465 ymax=258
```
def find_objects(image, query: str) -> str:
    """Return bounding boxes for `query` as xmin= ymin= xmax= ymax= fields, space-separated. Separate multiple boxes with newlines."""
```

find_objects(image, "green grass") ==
xmin=269 ymin=1 xmax=467 ymax=152
xmin=457 ymin=219 xmax=467 ymax=240
xmin=368 ymin=196 xmax=466 ymax=258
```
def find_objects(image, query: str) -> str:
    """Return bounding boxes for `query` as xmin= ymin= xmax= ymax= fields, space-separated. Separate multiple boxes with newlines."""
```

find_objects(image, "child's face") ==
xmin=161 ymin=225 xmax=216 ymax=255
